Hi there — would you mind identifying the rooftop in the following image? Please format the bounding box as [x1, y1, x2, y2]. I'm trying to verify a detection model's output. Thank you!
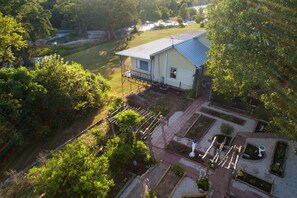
[116, 30, 207, 60]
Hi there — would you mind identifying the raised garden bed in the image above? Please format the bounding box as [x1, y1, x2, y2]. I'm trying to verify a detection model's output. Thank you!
[237, 170, 272, 194]
[212, 134, 232, 148]
[270, 141, 288, 177]
[176, 113, 200, 137]
[154, 165, 184, 198]
[160, 84, 169, 94]
[254, 120, 268, 133]
[242, 144, 265, 160]
[200, 107, 246, 125]
[185, 115, 216, 140]
[167, 141, 208, 164]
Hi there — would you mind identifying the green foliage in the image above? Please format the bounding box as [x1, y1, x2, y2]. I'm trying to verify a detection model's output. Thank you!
[0, 12, 27, 65]
[149, 101, 169, 116]
[28, 140, 114, 197]
[115, 110, 144, 133]
[171, 164, 184, 177]
[207, 0, 297, 139]
[177, 16, 184, 27]
[178, 2, 189, 20]
[220, 123, 234, 135]
[145, 190, 158, 198]
[197, 177, 209, 191]
[0, 55, 109, 150]
[108, 96, 123, 113]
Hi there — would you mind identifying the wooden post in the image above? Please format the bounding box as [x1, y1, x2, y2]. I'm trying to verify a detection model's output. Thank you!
[160, 115, 167, 148]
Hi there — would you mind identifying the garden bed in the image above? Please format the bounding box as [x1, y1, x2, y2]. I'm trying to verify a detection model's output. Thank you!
[154, 165, 184, 198]
[237, 171, 272, 194]
[242, 144, 265, 160]
[200, 107, 246, 125]
[185, 115, 216, 140]
[254, 120, 268, 133]
[166, 141, 208, 164]
[270, 141, 288, 177]
[212, 134, 232, 148]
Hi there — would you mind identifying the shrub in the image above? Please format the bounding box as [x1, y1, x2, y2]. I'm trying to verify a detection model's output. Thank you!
[149, 101, 169, 116]
[145, 190, 158, 198]
[172, 164, 184, 177]
[197, 177, 209, 191]
[220, 123, 234, 135]
[108, 96, 123, 113]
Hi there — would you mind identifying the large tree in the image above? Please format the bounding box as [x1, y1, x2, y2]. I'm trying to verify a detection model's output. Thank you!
[0, 12, 27, 66]
[207, 0, 297, 138]
[0, 55, 109, 153]
[28, 140, 113, 197]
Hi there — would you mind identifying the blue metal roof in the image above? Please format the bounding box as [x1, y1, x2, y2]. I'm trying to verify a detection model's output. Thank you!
[174, 39, 209, 68]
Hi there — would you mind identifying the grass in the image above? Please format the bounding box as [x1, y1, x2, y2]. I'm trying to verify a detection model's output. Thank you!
[64, 24, 201, 96]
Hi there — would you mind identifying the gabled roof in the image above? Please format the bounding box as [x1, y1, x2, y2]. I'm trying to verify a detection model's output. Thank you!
[116, 30, 207, 60]
[174, 39, 209, 68]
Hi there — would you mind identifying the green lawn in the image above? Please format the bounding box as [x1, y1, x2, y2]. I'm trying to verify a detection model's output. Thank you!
[65, 24, 202, 95]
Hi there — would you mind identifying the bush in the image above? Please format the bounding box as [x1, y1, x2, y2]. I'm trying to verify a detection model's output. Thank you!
[197, 177, 209, 191]
[149, 101, 169, 116]
[172, 164, 184, 177]
[220, 123, 234, 135]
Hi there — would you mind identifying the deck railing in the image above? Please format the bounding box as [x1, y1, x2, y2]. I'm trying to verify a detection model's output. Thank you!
[122, 69, 152, 82]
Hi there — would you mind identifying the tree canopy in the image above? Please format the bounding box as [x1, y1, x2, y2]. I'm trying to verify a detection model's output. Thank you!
[0, 55, 109, 153]
[0, 12, 27, 66]
[207, 0, 297, 138]
[28, 140, 113, 197]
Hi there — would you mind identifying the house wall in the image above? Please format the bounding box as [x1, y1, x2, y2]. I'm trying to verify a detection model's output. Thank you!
[197, 33, 210, 48]
[130, 57, 151, 75]
[154, 48, 196, 90]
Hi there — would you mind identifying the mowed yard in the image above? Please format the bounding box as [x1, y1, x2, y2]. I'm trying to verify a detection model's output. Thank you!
[65, 24, 202, 95]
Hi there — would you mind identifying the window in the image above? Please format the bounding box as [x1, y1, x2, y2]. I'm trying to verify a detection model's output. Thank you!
[137, 60, 150, 71]
[170, 67, 177, 78]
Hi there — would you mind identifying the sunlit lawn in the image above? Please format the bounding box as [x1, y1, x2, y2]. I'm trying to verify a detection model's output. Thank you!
[65, 24, 202, 96]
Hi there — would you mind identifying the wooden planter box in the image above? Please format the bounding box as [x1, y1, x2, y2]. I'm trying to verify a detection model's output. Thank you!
[236, 171, 273, 195]
[154, 165, 185, 198]
[270, 141, 288, 177]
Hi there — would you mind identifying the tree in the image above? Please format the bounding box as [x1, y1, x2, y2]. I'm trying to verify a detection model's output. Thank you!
[139, 0, 162, 22]
[28, 140, 113, 197]
[35, 55, 110, 128]
[207, 0, 297, 138]
[115, 110, 144, 145]
[178, 2, 189, 20]
[0, 55, 110, 150]
[0, 12, 27, 66]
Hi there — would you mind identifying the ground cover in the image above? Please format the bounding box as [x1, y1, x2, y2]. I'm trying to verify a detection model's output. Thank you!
[270, 141, 288, 177]
[185, 115, 215, 140]
[154, 166, 183, 198]
[200, 107, 246, 125]
[237, 170, 272, 194]
[242, 144, 264, 160]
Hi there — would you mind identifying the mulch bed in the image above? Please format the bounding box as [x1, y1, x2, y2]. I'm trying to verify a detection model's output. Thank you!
[166, 141, 209, 164]
[185, 115, 215, 140]
[242, 144, 264, 160]
[270, 141, 288, 177]
[200, 107, 246, 125]
[154, 167, 181, 198]
[176, 113, 200, 137]
[237, 171, 272, 194]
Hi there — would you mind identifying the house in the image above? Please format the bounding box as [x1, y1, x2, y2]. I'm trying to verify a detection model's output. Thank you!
[116, 30, 210, 91]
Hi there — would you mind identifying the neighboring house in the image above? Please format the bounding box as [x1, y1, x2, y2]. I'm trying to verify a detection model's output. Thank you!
[116, 30, 210, 91]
